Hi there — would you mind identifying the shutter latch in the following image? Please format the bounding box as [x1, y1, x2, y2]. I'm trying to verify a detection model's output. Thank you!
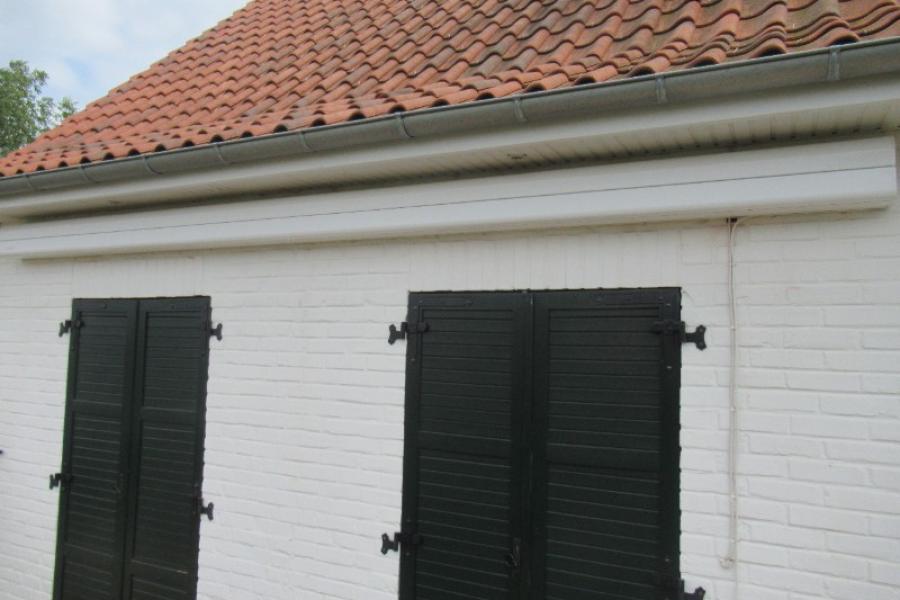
[380, 531, 422, 554]
[388, 321, 429, 345]
[58, 320, 83, 337]
[651, 320, 706, 350]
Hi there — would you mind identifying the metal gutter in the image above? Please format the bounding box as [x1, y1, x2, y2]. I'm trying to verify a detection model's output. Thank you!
[1, 36, 899, 199]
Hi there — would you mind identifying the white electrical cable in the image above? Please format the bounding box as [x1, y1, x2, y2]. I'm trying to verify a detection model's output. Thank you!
[720, 217, 742, 577]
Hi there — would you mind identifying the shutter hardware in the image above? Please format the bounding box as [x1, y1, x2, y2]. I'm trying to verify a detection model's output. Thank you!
[658, 571, 706, 600]
[388, 321, 429, 345]
[194, 485, 215, 521]
[49, 472, 71, 489]
[58, 320, 83, 337]
[380, 531, 422, 554]
[209, 323, 224, 341]
[651, 320, 707, 350]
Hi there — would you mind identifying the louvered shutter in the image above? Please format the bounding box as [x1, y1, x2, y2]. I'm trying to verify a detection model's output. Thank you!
[400, 293, 529, 600]
[530, 289, 681, 600]
[55, 300, 138, 600]
[121, 298, 211, 600]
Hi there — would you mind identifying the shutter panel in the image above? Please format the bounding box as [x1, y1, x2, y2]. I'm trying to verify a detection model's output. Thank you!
[121, 298, 211, 600]
[400, 293, 528, 600]
[55, 300, 138, 600]
[531, 289, 681, 600]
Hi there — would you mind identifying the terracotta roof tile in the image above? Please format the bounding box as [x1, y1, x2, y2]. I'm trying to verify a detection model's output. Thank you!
[2, 0, 899, 176]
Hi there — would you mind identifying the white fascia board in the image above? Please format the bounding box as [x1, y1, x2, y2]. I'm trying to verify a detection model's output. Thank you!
[0, 136, 895, 259]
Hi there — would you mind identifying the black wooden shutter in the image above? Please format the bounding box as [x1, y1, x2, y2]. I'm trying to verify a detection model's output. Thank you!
[399, 292, 530, 600]
[398, 289, 682, 599]
[54, 300, 138, 600]
[54, 297, 211, 600]
[530, 289, 681, 600]
[121, 298, 211, 600]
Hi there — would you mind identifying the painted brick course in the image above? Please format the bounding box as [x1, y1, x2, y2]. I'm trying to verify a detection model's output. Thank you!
[0, 178, 898, 599]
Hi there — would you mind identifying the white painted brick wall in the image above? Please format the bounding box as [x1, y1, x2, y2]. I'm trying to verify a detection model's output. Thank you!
[1, 159, 898, 600]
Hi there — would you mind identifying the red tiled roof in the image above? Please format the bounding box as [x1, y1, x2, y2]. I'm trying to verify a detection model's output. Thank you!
[3, 0, 899, 177]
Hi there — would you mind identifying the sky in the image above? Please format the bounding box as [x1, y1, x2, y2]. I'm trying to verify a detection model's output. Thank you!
[0, 0, 248, 109]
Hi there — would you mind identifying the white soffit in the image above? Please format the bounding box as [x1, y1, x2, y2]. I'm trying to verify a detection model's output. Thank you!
[0, 136, 895, 259]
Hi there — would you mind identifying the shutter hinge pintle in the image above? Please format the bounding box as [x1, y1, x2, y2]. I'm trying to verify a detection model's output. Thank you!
[58, 319, 83, 337]
[380, 531, 422, 554]
[651, 320, 706, 350]
[388, 321, 429, 345]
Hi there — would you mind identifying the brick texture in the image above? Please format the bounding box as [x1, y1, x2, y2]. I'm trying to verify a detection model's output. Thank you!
[0, 164, 898, 599]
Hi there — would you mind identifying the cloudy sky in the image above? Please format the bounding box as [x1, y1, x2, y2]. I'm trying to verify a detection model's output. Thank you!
[0, 0, 248, 109]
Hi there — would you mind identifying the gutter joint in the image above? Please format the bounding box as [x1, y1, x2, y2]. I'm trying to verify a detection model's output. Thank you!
[296, 131, 312, 152]
[142, 156, 162, 176]
[655, 76, 669, 104]
[395, 114, 414, 139]
[513, 97, 528, 123]
[213, 143, 231, 166]
[78, 165, 97, 184]
[827, 47, 841, 82]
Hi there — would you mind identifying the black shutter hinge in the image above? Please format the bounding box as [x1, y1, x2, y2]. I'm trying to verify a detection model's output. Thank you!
[58, 320, 83, 337]
[683, 587, 706, 600]
[380, 531, 422, 554]
[49, 472, 71, 489]
[675, 579, 705, 600]
[651, 320, 706, 350]
[210, 323, 223, 341]
[193, 485, 215, 521]
[388, 321, 429, 345]
[659, 573, 706, 600]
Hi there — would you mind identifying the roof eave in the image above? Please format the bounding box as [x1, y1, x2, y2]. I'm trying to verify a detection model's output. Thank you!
[1, 37, 899, 215]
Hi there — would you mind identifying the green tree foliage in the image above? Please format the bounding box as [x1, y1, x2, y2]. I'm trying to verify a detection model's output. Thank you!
[0, 60, 77, 155]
